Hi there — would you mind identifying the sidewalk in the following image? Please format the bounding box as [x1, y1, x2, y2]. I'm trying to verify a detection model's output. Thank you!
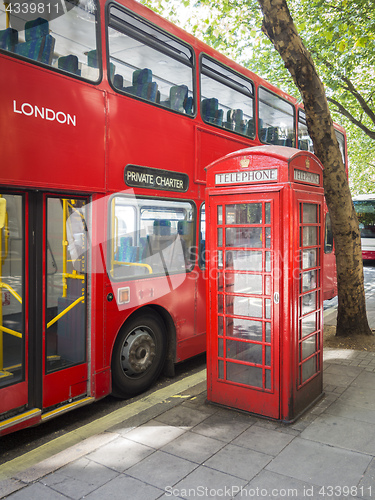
[1, 280, 375, 499]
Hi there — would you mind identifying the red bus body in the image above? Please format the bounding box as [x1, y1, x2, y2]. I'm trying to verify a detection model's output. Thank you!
[0, 0, 345, 435]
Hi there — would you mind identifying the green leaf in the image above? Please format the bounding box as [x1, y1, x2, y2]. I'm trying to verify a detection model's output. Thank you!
[338, 40, 347, 52]
[354, 37, 368, 48]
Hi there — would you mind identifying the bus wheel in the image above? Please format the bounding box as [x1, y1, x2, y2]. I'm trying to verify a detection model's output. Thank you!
[111, 309, 167, 397]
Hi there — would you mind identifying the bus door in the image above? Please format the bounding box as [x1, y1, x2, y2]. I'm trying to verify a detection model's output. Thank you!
[0, 192, 90, 433]
[41, 195, 89, 412]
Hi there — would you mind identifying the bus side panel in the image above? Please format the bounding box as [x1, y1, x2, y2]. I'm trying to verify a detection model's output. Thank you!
[323, 252, 337, 300]
[90, 194, 111, 398]
[106, 93, 197, 195]
[0, 57, 106, 192]
[104, 272, 199, 365]
[197, 128, 250, 182]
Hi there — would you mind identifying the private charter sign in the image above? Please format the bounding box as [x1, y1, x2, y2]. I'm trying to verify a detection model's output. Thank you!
[125, 165, 189, 193]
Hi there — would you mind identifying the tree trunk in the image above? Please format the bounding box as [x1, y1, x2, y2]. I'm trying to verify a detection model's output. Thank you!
[257, 0, 372, 336]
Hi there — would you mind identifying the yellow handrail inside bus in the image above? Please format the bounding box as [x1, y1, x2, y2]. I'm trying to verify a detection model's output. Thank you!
[0, 324, 22, 339]
[111, 199, 116, 275]
[0, 195, 5, 371]
[3, 3, 10, 28]
[47, 295, 85, 329]
[62, 199, 68, 297]
[61, 199, 86, 295]
[64, 270, 85, 281]
[113, 260, 153, 274]
[0, 198, 6, 229]
[2, 213, 9, 264]
[0, 282, 22, 304]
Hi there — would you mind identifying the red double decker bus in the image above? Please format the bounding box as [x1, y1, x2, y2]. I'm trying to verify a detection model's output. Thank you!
[0, 0, 346, 435]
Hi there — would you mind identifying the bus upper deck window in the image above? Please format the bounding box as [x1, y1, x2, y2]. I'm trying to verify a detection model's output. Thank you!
[324, 213, 334, 254]
[107, 5, 194, 115]
[335, 129, 346, 166]
[200, 56, 255, 138]
[258, 87, 295, 147]
[1, 0, 100, 81]
[298, 110, 314, 153]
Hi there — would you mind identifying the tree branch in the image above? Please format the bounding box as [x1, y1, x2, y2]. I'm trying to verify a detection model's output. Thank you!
[328, 97, 375, 139]
[324, 61, 375, 126]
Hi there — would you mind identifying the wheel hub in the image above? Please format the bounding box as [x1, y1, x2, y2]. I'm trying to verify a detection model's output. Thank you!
[121, 328, 156, 376]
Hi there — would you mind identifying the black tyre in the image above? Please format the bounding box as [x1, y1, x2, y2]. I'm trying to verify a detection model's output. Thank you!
[111, 309, 167, 397]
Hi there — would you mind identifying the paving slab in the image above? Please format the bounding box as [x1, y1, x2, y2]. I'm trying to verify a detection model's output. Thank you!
[154, 405, 212, 428]
[203, 443, 273, 481]
[323, 363, 363, 387]
[119, 420, 186, 448]
[161, 431, 225, 463]
[41, 457, 119, 499]
[168, 465, 247, 500]
[266, 437, 372, 488]
[85, 435, 155, 472]
[243, 470, 359, 500]
[84, 474, 163, 500]
[326, 400, 375, 424]
[190, 410, 254, 442]
[337, 386, 375, 411]
[301, 413, 375, 455]
[125, 450, 198, 489]
[350, 370, 375, 390]
[231, 424, 295, 456]
[3, 481, 67, 500]
[357, 457, 375, 500]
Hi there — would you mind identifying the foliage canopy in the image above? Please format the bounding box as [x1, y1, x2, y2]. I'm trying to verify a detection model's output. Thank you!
[140, 0, 375, 194]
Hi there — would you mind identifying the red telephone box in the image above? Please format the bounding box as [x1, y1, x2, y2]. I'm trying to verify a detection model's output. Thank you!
[205, 145, 325, 422]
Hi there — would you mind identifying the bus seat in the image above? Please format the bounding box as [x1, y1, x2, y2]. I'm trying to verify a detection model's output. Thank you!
[266, 126, 279, 144]
[0, 27, 18, 52]
[113, 74, 124, 90]
[224, 109, 235, 130]
[178, 220, 189, 235]
[170, 85, 188, 112]
[58, 55, 80, 76]
[138, 81, 158, 102]
[87, 50, 112, 77]
[15, 18, 55, 65]
[138, 237, 149, 260]
[246, 118, 255, 137]
[118, 236, 137, 262]
[299, 139, 309, 150]
[234, 109, 246, 134]
[125, 68, 158, 102]
[153, 219, 171, 236]
[225, 109, 245, 133]
[201, 98, 218, 123]
[109, 62, 115, 80]
[215, 109, 224, 126]
[87, 49, 98, 67]
[199, 239, 206, 267]
[184, 96, 193, 115]
[133, 68, 152, 84]
[260, 127, 267, 142]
